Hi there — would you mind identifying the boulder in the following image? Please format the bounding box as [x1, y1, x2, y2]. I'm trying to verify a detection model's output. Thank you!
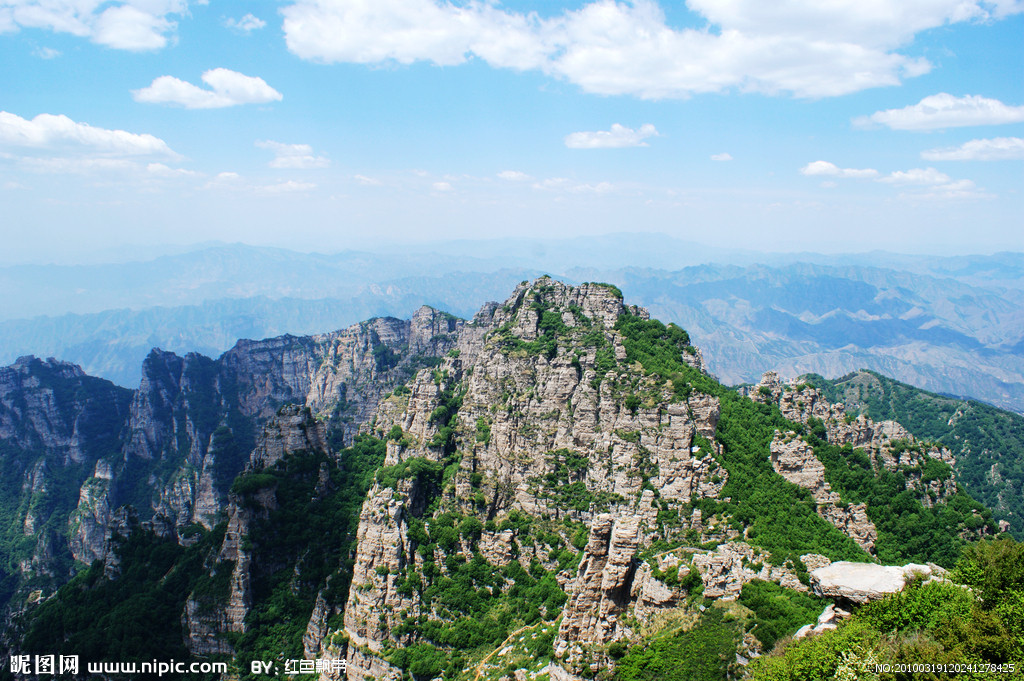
[810, 561, 932, 604]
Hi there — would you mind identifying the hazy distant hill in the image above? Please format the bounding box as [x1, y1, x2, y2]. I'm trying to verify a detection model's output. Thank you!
[1, 240, 1021, 413]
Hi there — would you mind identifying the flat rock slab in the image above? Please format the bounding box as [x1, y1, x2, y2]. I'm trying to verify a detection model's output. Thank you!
[810, 562, 931, 604]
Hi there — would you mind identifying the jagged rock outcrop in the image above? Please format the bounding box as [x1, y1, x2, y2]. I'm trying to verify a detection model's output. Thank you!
[691, 542, 805, 599]
[751, 371, 959, 514]
[555, 515, 642, 667]
[68, 308, 458, 567]
[339, 279, 730, 680]
[183, 406, 330, 657]
[0, 357, 132, 601]
[0, 356, 131, 465]
[769, 432, 877, 553]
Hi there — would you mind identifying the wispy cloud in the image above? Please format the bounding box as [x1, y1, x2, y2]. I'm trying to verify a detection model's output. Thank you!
[33, 46, 61, 59]
[921, 137, 1024, 161]
[497, 170, 533, 181]
[855, 94, 1024, 131]
[565, 124, 658, 149]
[225, 13, 266, 32]
[133, 68, 283, 109]
[710, 153, 733, 161]
[256, 140, 329, 169]
[0, 1, 191, 51]
[799, 160, 878, 179]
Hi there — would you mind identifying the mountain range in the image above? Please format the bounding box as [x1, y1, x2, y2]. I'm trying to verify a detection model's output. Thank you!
[0, 277, 1020, 681]
[2, 239, 1022, 413]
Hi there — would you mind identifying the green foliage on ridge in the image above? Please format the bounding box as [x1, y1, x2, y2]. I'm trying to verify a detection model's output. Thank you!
[749, 537, 1024, 681]
[804, 370, 1024, 539]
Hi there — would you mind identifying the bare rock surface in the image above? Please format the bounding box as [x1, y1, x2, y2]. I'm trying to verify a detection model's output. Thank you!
[810, 561, 933, 604]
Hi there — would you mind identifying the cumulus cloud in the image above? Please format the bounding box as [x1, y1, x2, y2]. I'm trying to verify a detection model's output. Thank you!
[256, 140, 329, 169]
[133, 68, 283, 109]
[0, 111, 178, 157]
[799, 160, 878, 179]
[565, 123, 658, 149]
[921, 137, 1024, 161]
[279, 0, 1021, 99]
[856, 93, 1024, 130]
[0, 0, 190, 51]
[710, 153, 733, 161]
[225, 13, 265, 32]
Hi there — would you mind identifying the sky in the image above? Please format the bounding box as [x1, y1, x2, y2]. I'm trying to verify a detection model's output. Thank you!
[0, 0, 1022, 264]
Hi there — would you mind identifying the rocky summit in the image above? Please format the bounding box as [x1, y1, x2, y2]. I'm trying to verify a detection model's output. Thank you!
[0, 277, 1009, 681]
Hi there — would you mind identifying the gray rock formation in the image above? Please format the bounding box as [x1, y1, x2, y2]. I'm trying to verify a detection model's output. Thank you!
[769, 432, 878, 553]
[810, 561, 934, 604]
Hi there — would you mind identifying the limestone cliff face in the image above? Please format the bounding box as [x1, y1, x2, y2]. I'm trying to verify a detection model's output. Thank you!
[0, 357, 131, 604]
[68, 308, 457, 565]
[182, 405, 324, 657]
[337, 279, 730, 679]
[751, 371, 959, 509]
[769, 432, 878, 553]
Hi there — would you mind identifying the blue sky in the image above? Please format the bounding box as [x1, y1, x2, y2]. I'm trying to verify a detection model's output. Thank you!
[1, 0, 1022, 263]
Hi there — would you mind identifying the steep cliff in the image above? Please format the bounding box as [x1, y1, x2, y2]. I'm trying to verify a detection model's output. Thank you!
[69, 307, 458, 566]
[0, 357, 132, 610]
[2, 279, 1003, 681]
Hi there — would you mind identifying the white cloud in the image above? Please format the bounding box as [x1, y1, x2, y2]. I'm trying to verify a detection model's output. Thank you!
[531, 176, 615, 193]
[259, 180, 317, 194]
[225, 13, 265, 32]
[133, 68, 283, 109]
[93, 4, 174, 50]
[19, 157, 139, 174]
[799, 160, 878, 179]
[803, 158, 991, 199]
[146, 162, 199, 177]
[710, 153, 733, 161]
[0, 1, 190, 51]
[280, 0, 1022, 99]
[921, 137, 1024, 161]
[902, 178, 993, 200]
[565, 123, 658, 149]
[432, 181, 453, 191]
[353, 174, 382, 185]
[497, 170, 533, 181]
[856, 94, 1024, 130]
[281, 0, 549, 69]
[256, 140, 329, 169]
[880, 167, 952, 185]
[0, 111, 178, 157]
[33, 46, 61, 59]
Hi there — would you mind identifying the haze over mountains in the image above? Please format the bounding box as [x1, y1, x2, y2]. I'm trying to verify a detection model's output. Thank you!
[2, 235, 1023, 413]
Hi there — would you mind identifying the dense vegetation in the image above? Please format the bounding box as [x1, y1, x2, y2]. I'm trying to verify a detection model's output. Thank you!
[749, 537, 1024, 680]
[5, 433, 388, 681]
[10, 524, 225, 679]
[233, 435, 386, 679]
[613, 607, 742, 681]
[4, 282, 1018, 681]
[0, 360, 132, 613]
[804, 370, 1023, 539]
